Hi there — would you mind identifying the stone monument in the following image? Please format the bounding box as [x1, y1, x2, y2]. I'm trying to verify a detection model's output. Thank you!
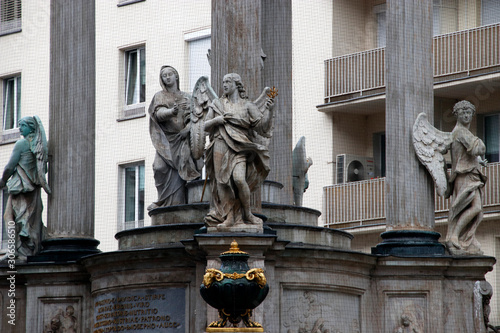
[190, 74, 277, 233]
[0, 116, 50, 260]
[372, 0, 445, 255]
[413, 100, 488, 255]
[148, 65, 203, 210]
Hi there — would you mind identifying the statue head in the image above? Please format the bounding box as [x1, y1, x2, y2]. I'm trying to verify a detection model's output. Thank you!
[18, 116, 37, 137]
[160, 66, 180, 90]
[223, 73, 247, 99]
[452, 100, 476, 117]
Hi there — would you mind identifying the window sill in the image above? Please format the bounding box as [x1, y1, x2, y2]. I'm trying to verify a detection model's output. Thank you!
[117, 0, 145, 7]
[117, 105, 146, 122]
[0, 28, 22, 37]
[0, 129, 20, 145]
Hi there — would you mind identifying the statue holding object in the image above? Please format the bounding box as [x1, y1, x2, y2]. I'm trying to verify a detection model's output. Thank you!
[190, 74, 276, 231]
[413, 100, 487, 255]
[148, 66, 203, 210]
[0, 116, 50, 260]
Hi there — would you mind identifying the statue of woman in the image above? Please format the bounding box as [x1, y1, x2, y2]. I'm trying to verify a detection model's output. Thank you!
[148, 66, 202, 209]
[193, 73, 275, 229]
[413, 100, 487, 255]
[0, 116, 50, 259]
[446, 100, 487, 255]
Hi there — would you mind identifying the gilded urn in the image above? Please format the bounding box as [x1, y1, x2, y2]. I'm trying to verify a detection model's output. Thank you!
[200, 240, 269, 329]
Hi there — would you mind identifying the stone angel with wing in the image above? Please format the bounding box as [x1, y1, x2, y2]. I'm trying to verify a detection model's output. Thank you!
[190, 73, 276, 231]
[413, 100, 487, 255]
[0, 116, 51, 259]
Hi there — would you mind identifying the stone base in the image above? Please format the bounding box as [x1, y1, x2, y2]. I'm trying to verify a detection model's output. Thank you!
[371, 230, 446, 256]
[207, 224, 263, 234]
[206, 328, 264, 332]
[30, 237, 101, 262]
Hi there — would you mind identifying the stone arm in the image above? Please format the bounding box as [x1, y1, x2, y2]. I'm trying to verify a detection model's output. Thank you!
[155, 105, 178, 122]
[203, 106, 225, 132]
[250, 99, 274, 136]
[0, 139, 28, 188]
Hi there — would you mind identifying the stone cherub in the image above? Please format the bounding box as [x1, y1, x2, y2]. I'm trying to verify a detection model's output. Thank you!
[190, 74, 276, 231]
[413, 100, 487, 255]
[0, 116, 50, 260]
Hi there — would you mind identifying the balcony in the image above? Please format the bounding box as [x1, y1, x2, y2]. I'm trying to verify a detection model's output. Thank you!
[323, 162, 500, 229]
[323, 23, 500, 105]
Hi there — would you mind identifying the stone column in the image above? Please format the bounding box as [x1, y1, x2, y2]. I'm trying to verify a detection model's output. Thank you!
[373, 0, 445, 255]
[262, 0, 293, 205]
[39, 0, 100, 260]
[211, 0, 262, 99]
[211, 0, 264, 213]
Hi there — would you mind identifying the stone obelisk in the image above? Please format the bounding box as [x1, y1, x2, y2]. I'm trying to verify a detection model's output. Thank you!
[373, 0, 445, 255]
[37, 0, 100, 261]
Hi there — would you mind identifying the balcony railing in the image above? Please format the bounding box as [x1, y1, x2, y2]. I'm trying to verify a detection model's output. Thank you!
[323, 162, 500, 227]
[324, 23, 500, 102]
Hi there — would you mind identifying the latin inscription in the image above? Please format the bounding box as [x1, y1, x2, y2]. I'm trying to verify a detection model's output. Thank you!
[93, 288, 185, 332]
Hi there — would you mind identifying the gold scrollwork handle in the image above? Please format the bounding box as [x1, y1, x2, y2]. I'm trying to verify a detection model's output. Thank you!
[203, 268, 224, 288]
[245, 268, 267, 289]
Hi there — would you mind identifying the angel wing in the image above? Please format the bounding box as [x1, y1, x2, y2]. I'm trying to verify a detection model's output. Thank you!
[190, 76, 218, 160]
[31, 116, 51, 194]
[250, 87, 274, 147]
[412, 112, 452, 197]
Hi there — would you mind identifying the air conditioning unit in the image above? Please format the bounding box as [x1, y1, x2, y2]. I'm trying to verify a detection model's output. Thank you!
[336, 154, 375, 184]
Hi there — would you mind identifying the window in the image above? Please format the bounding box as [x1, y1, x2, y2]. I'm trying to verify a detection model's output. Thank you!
[484, 114, 499, 163]
[121, 163, 145, 230]
[2, 75, 21, 130]
[125, 47, 145, 106]
[185, 30, 211, 91]
[373, 132, 386, 177]
[374, 0, 457, 47]
[117, 0, 145, 7]
[482, 0, 500, 26]
[374, 4, 386, 48]
[0, 0, 21, 35]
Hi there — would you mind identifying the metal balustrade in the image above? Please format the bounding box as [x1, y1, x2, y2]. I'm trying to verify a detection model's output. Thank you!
[324, 23, 500, 102]
[323, 162, 500, 227]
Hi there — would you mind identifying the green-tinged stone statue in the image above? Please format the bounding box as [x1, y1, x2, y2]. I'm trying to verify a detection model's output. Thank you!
[0, 116, 50, 260]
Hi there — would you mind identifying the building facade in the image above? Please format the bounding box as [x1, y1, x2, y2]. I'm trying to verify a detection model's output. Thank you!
[321, 0, 500, 325]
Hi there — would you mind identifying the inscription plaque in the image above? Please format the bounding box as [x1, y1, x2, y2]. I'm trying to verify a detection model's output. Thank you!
[93, 288, 185, 333]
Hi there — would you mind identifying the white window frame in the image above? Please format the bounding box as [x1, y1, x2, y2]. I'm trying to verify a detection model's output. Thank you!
[119, 162, 145, 231]
[184, 28, 211, 92]
[125, 46, 145, 106]
[0, 0, 22, 36]
[2, 74, 21, 131]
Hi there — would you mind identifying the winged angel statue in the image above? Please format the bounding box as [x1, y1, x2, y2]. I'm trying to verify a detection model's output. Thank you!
[0, 116, 50, 259]
[413, 101, 487, 255]
[190, 73, 276, 231]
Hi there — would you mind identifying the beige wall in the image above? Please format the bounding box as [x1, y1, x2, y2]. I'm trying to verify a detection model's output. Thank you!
[94, 1, 211, 251]
[291, 0, 333, 223]
[0, 0, 51, 237]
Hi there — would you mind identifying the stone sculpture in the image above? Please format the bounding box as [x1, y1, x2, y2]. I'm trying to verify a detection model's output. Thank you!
[292, 136, 313, 206]
[393, 305, 424, 333]
[148, 66, 203, 210]
[413, 100, 487, 255]
[0, 116, 50, 260]
[473, 280, 496, 333]
[43, 305, 77, 333]
[190, 74, 276, 231]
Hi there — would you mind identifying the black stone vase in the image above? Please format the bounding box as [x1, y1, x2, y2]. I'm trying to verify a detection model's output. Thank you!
[200, 241, 269, 329]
